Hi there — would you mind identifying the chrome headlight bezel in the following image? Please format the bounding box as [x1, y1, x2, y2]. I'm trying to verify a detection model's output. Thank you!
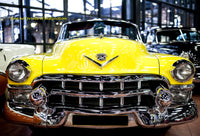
[171, 60, 195, 82]
[6, 60, 30, 83]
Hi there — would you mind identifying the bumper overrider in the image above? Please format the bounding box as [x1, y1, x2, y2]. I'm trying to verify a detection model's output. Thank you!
[4, 75, 198, 129]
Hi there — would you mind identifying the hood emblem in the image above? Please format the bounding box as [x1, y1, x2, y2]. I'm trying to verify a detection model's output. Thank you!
[96, 53, 107, 61]
[84, 55, 119, 68]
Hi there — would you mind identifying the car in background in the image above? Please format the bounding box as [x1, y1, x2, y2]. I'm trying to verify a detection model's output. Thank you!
[0, 44, 35, 73]
[146, 27, 200, 83]
[4, 19, 197, 129]
[0, 44, 35, 112]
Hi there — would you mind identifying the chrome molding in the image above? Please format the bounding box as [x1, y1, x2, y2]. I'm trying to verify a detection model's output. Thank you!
[0, 71, 6, 77]
[50, 89, 153, 98]
[32, 74, 170, 87]
[83, 55, 119, 68]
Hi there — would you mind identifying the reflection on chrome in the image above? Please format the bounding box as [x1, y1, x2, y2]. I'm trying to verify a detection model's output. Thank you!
[6, 74, 197, 128]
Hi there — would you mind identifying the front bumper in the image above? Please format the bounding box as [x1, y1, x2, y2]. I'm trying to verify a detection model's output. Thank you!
[4, 74, 198, 129]
[4, 99, 197, 129]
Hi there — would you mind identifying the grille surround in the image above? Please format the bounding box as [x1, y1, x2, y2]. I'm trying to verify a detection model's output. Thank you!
[32, 74, 170, 111]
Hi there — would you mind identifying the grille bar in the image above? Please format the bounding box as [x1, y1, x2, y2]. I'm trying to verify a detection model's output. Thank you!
[47, 94, 155, 109]
[120, 82, 124, 90]
[120, 97, 124, 106]
[79, 97, 83, 105]
[99, 97, 103, 107]
[50, 89, 153, 98]
[99, 82, 103, 91]
[79, 82, 82, 91]
[33, 75, 169, 85]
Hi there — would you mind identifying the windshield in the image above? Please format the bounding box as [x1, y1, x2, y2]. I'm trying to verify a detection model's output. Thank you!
[157, 29, 200, 43]
[58, 21, 141, 41]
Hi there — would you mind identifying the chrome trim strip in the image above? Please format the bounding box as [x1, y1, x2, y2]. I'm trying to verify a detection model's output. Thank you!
[6, 102, 34, 118]
[31, 74, 170, 88]
[120, 82, 124, 90]
[50, 89, 153, 98]
[101, 55, 119, 68]
[120, 97, 124, 106]
[170, 84, 194, 90]
[99, 97, 103, 107]
[137, 95, 141, 106]
[79, 97, 83, 105]
[62, 81, 65, 89]
[8, 84, 32, 90]
[0, 71, 6, 77]
[83, 55, 119, 68]
[83, 55, 102, 67]
[99, 82, 103, 91]
[62, 95, 65, 105]
[79, 82, 82, 91]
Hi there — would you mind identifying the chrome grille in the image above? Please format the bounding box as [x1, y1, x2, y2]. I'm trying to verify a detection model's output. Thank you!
[33, 74, 169, 110]
[194, 65, 200, 78]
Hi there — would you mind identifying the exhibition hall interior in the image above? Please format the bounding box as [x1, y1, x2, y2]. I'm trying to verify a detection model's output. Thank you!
[0, 0, 200, 136]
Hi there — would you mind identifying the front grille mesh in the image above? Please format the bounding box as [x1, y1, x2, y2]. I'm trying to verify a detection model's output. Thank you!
[33, 74, 169, 110]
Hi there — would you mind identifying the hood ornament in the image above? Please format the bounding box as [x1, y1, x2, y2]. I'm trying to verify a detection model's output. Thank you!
[84, 55, 119, 68]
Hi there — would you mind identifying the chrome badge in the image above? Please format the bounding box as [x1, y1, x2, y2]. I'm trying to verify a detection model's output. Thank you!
[96, 53, 107, 61]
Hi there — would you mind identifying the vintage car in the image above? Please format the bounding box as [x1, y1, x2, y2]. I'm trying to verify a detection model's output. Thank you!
[0, 44, 35, 112]
[146, 27, 200, 83]
[4, 19, 197, 129]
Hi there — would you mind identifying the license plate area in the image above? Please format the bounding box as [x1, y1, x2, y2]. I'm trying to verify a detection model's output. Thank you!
[72, 115, 128, 126]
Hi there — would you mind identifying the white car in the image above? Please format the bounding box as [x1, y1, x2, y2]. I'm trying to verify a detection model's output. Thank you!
[0, 44, 35, 73]
[0, 44, 35, 100]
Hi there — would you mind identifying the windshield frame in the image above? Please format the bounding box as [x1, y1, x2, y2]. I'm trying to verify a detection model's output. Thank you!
[57, 19, 142, 42]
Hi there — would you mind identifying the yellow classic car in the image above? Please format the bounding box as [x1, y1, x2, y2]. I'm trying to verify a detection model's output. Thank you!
[4, 19, 197, 129]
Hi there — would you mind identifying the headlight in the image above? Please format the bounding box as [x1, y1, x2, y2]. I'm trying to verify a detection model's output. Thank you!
[6, 60, 30, 83]
[171, 60, 195, 82]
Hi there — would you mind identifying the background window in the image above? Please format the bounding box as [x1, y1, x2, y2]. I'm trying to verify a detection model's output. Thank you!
[145, 2, 159, 29]
[44, 0, 63, 11]
[111, 0, 122, 18]
[45, 11, 64, 43]
[101, 0, 111, 17]
[68, 0, 84, 14]
[23, 8, 43, 43]
[0, 6, 19, 43]
[0, 0, 18, 5]
[23, 0, 42, 8]
[86, 0, 98, 15]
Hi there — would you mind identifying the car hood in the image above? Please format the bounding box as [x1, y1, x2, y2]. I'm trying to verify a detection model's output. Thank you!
[152, 41, 199, 55]
[43, 37, 159, 75]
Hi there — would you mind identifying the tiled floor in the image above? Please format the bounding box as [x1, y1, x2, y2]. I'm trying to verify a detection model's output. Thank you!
[0, 95, 200, 136]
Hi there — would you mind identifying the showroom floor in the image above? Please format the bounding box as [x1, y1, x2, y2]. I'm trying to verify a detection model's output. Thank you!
[0, 94, 200, 136]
